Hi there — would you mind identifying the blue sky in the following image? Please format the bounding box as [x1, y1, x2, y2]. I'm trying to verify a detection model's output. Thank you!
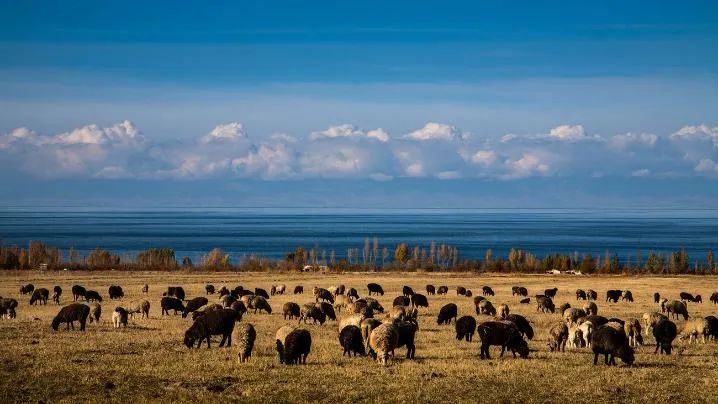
[0, 2, 717, 207]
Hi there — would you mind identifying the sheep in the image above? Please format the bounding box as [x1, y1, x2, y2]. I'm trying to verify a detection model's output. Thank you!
[339, 325, 366, 356]
[466, 290, 473, 297]
[482, 286, 495, 296]
[363, 297, 384, 313]
[72, 285, 87, 301]
[30, 288, 49, 305]
[335, 285, 346, 295]
[455, 315, 477, 341]
[142, 284, 149, 294]
[705, 316, 718, 341]
[251, 296, 272, 314]
[498, 303, 510, 319]
[51, 303, 90, 331]
[652, 319, 677, 354]
[519, 298, 530, 304]
[108, 285, 124, 300]
[478, 300, 497, 317]
[164, 286, 186, 301]
[220, 294, 237, 308]
[299, 303, 326, 325]
[621, 290, 634, 302]
[394, 319, 418, 359]
[583, 301, 598, 316]
[333, 295, 353, 313]
[578, 321, 594, 348]
[275, 325, 297, 363]
[426, 285, 436, 295]
[591, 325, 635, 366]
[654, 292, 661, 304]
[404, 306, 418, 321]
[564, 308, 587, 325]
[85, 290, 103, 303]
[576, 289, 587, 300]
[581, 315, 609, 328]
[229, 301, 247, 318]
[316, 302, 336, 321]
[536, 296, 555, 313]
[88, 302, 102, 323]
[347, 288, 359, 299]
[586, 289, 598, 300]
[710, 292, 718, 304]
[283, 329, 312, 365]
[624, 318, 643, 347]
[504, 314, 534, 340]
[52, 286, 62, 305]
[182, 297, 209, 318]
[605, 290, 622, 303]
[545, 287, 559, 298]
[112, 307, 128, 328]
[240, 295, 255, 309]
[456, 286, 467, 296]
[183, 308, 238, 348]
[194, 304, 224, 321]
[367, 283, 384, 296]
[283, 302, 301, 320]
[360, 318, 383, 348]
[161, 296, 185, 316]
[390, 305, 408, 320]
[275, 284, 287, 295]
[219, 286, 230, 297]
[126, 299, 150, 319]
[327, 286, 337, 296]
[253, 288, 269, 299]
[393, 296, 410, 307]
[20, 284, 34, 295]
[411, 293, 429, 308]
[679, 317, 711, 344]
[402, 286, 414, 297]
[236, 323, 256, 363]
[512, 286, 528, 297]
[558, 303, 571, 316]
[437, 303, 458, 325]
[567, 324, 584, 349]
[606, 320, 625, 333]
[369, 323, 399, 365]
[205, 285, 215, 295]
[314, 287, 334, 303]
[664, 300, 689, 320]
[0, 298, 18, 319]
[437, 286, 449, 295]
[477, 321, 529, 359]
[679, 292, 695, 303]
[346, 301, 373, 318]
[547, 322, 569, 352]
[294, 285, 304, 294]
[693, 295, 702, 303]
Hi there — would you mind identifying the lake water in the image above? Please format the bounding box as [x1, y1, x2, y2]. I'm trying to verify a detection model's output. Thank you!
[0, 208, 717, 264]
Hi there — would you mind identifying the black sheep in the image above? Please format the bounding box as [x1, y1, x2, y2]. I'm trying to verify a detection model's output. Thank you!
[587, 289, 598, 300]
[455, 315, 477, 341]
[52, 286, 62, 304]
[679, 292, 695, 303]
[652, 319, 677, 354]
[367, 283, 384, 296]
[456, 286, 467, 296]
[183, 308, 238, 348]
[255, 288, 270, 299]
[704, 316, 718, 340]
[347, 288, 359, 299]
[693, 295, 702, 303]
[505, 314, 534, 340]
[512, 286, 528, 297]
[576, 289, 587, 300]
[437, 303, 458, 325]
[219, 286, 230, 297]
[591, 325, 635, 366]
[477, 321, 529, 359]
[411, 293, 429, 308]
[605, 290, 622, 303]
[654, 292, 661, 304]
[164, 286, 186, 301]
[394, 320, 418, 359]
[437, 286, 449, 295]
[339, 325, 365, 356]
[108, 285, 124, 300]
[300, 304, 326, 325]
[283, 329, 312, 365]
[294, 285, 304, 294]
[482, 286, 495, 296]
[161, 296, 185, 315]
[229, 301, 247, 319]
[20, 284, 34, 295]
[51, 303, 90, 331]
[183, 297, 209, 318]
[402, 286, 414, 297]
[393, 296, 410, 307]
[85, 290, 103, 302]
[205, 285, 215, 295]
[710, 292, 718, 304]
[336, 285, 346, 295]
[583, 315, 609, 327]
[426, 285, 436, 295]
[0, 298, 18, 319]
[520, 298, 530, 304]
[283, 302, 301, 320]
[314, 288, 334, 303]
[30, 288, 49, 305]
[545, 287, 559, 298]
[621, 291, 634, 302]
[317, 302, 337, 321]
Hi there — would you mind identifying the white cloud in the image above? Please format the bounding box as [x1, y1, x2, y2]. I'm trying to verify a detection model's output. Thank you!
[549, 124, 586, 141]
[200, 122, 248, 144]
[631, 168, 651, 177]
[671, 124, 718, 146]
[471, 150, 498, 166]
[609, 132, 657, 150]
[310, 124, 390, 142]
[232, 142, 296, 179]
[405, 163, 424, 177]
[504, 153, 550, 179]
[404, 122, 466, 141]
[695, 158, 718, 174]
[436, 170, 461, 179]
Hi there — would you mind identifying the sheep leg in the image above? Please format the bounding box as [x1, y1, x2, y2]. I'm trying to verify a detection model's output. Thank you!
[219, 335, 227, 347]
[604, 354, 609, 365]
[500, 345, 506, 357]
[593, 352, 599, 365]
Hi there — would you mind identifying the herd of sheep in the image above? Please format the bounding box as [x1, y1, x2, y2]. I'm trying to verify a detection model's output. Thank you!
[3, 281, 718, 367]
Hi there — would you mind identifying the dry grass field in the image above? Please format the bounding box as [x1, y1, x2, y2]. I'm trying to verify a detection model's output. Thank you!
[1, 271, 718, 403]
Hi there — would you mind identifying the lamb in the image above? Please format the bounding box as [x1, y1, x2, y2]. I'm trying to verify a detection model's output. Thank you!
[519, 298, 531, 304]
[369, 323, 399, 365]
[251, 296, 272, 314]
[205, 285, 215, 295]
[482, 286, 495, 296]
[314, 287, 334, 303]
[437, 303, 458, 325]
[164, 286, 186, 301]
[161, 296, 185, 316]
[283, 302, 301, 320]
[547, 322, 569, 352]
[545, 287, 559, 298]
[108, 285, 124, 300]
[182, 297, 209, 318]
[499, 303, 510, 319]
[563, 308, 587, 325]
[85, 290, 103, 303]
[591, 325, 635, 366]
[624, 318, 643, 347]
[52, 286, 62, 305]
[112, 307, 128, 328]
[1, 298, 18, 319]
[294, 285, 304, 294]
[536, 296, 555, 313]
[411, 293, 429, 308]
[316, 302, 336, 321]
[605, 290, 622, 303]
[402, 286, 415, 297]
[339, 325, 366, 356]
[456, 286, 467, 296]
[679, 317, 711, 344]
[393, 319, 418, 359]
[576, 289, 587, 300]
[30, 288, 49, 305]
[642, 312, 668, 337]
[236, 323, 256, 363]
[654, 292, 661, 304]
[652, 319, 677, 354]
[455, 315, 477, 341]
[347, 288, 359, 299]
[275, 325, 297, 363]
[478, 300, 497, 316]
[72, 285, 87, 301]
[367, 283, 384, 296]
[283, 329, 312, 365]
[183, 308, 238, 348]
[512, 286, 528, 297]
[504, 314, 534, 340]
[586, 289, 598, 300]
[393, 296, 410, 307]
[126, 299, 150, 319]
[437, 286, 449, 295]
[426, 285, 436, 295]
[88, 302, 102, 323]
[583, 301, 598, 316]
[664, 300, 689, 320]
[51, 303, 91, 331]
[477, 321, 529, 359]
[20, 284, 34, 295]
[621, 290, 634, 303]
[299, 303, 326, 325]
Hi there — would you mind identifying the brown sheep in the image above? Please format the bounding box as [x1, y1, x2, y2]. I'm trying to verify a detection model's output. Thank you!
[547, 322, 569, 352]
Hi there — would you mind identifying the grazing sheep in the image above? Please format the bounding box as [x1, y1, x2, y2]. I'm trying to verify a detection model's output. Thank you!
[694, 295, 702, 303]
[680, 317, 711, 344]
[466, 290, 473, 297]
[536, 296, 555, 313]
[660, 298, 668, 313]
[275, 325, 297, 363]
[477, 321, 529, 359]
[142, 284, 149, 294]
[482, 286, 495, 296]
[161, 297, 185, 316]
[581, 315, 609, 328]
[367, 283, 384, 296]
[545, 288, 559, 298]
[236, 323, 256, 363]
[333, 295, 353, 313]
[426, 285, 436, 295]
[314, 288, 334, 303]
[710, 292, 718, 305]
[437, 286, 449, 295]
[194, 304, 224, 321]
[664, 300, 689, 320]
[347, 288, 359, 299]
[164, 286, 186, 301]
[642, 312, 668, 337]
[294, 285, 304, 295]
[456, 286, 467, 296]
[363, 297, 384, 314]
[564, 308, 587, 325]
[251, 296, 272, 314]
[108, 285, 124, 300]
[346, 301, 373, 318]
[220, 294, 237, 308]
[205, 285, 215, 295]
[283, 302, 301, 320]
[621, 290, 634, 303]
[390, 305, 408, 320]
[360, 318, 383, 348]
[184, 308, 238, 348]
[402, 286, 415, 297]
[30, 288, 49, 305]
[547, 322, 569, 352]
[275, 284, 287, 295]
[519, 298, 530, 304]
[591, 325, 635, 366]
[72, 285, 87, 301]
[316, 302, 336, 321]
[112, 307, 128, 328]
[183, 297, 209, 318]
[20, 284, 34, 295]
[52, 286, 62, 305]
[51, 303, 91, 331]
[283, 329, 312, 365]
[254, 288, 270, 299]
[576, 289, 587, 300]
[586, 289, 598, 301]
[567, 324, 584, 349]
[558, 303, 571, 316]
[455, 315, 477, 341]
[583, 301, 598, 316]
[652, 319, 677, 354]
[219, 286, 230, 297]
[437, 303, 458, 325]
[654, 292, 661, 304]
[579, 321, 594, 348]
[335, 285, 346, 295]
[498, 303, 510, 319]
[605, 290, 622, 303]
[405, 306, 419, 321]
[504, 314, 534, 340]
[394, 319, 418, 359]
[88, 303, 102, 323]
[624, 318, 643, 347]
[411, 293, 429, 308]
[704, 316, 718, 341]
[240, 294, 255, 309]
[85, 290, 103, 303]
[0, 298, 19, 319]
[369, 323, 399, 365]
[393, 296, 410, 307]
[229, 301, 247, 318]
[300, 303, 326, 325]
[339, 325, 366, 356]
[126, 299, 151, 319]
[512, 286, 528, 297]
[478, 300, 497, 316]
[679, 292, 695, 303]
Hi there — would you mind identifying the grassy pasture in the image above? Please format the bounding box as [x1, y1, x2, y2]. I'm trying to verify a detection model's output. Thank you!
[1, 271, 717, 403]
